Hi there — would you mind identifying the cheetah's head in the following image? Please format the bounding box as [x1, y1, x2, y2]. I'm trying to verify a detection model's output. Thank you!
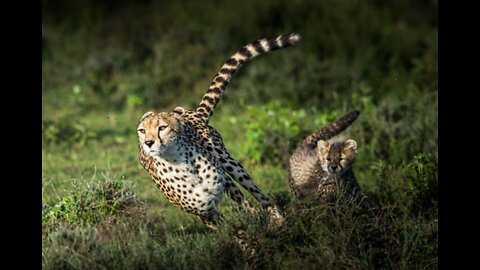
[317, 139, 357, 175]
[137, 111, 184, 157]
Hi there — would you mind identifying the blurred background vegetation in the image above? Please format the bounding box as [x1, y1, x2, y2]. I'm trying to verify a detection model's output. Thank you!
[42, 0, 437, 268]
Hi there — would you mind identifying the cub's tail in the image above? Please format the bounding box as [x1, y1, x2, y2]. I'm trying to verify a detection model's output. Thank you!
[302, 110, 360, 147]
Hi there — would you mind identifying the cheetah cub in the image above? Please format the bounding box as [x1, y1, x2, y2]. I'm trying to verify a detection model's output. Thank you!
[289, 111, 368, 204]
[315, 139, 368, 203]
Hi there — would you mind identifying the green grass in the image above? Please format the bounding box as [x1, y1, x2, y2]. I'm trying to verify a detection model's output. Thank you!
[43, 0, 437, 268]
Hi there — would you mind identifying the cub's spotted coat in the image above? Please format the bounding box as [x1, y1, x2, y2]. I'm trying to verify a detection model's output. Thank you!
[314, 139, 368, 203]
[289, 111, 365, 201]
[138, 33, 300, 227]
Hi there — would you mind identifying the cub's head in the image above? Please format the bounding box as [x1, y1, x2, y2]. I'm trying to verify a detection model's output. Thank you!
[137, 111, 184, 157]
[317, 139, 357, 175]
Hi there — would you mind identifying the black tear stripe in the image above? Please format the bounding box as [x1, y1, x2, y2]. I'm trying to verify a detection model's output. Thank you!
[196, 33, 300, 124]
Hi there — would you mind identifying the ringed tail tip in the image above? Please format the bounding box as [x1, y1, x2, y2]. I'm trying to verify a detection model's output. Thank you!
[288, 33, 301, 44]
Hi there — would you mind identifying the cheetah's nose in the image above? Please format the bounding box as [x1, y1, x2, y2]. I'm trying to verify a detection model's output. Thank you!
[145, 140, 154, 148]
[330, 165, 337, 171]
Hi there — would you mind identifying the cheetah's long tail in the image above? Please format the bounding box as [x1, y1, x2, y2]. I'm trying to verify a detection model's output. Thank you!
[196, 33, 301, 123]
[302, 110, 361, 147]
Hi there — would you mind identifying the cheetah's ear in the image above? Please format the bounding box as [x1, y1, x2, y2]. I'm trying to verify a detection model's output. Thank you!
[317, 140, 329, 152]
[344, 139, 358, 152]
[172, 106, 186, 115]
[140, 111, 154, 122]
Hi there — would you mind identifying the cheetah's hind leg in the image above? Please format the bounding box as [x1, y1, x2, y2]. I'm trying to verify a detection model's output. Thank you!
[198, 210, 225, 230]
[222, 157, 285, 226]
[225, 177, 258, 215]
[209, 127, 285, 225]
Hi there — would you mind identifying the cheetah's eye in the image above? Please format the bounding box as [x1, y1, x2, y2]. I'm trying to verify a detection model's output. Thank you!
[326, 157, 331, 161]
[138, 128, 145, 134]
[158, 125, 168, 131]
[339, 158, 344, 161]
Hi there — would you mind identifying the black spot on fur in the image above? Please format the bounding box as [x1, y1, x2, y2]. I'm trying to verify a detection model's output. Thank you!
[220, 68, 234, 75]
[203, 96, 214, 105]
[211, 87, 222, 95]
[215, 76, 225, 83]
[226, 58, 237, 66]
[280, 34, 291, 46]
[252, 40, 265, 54]
[267, 38, 277, 50]
[239, 47, 252, 58]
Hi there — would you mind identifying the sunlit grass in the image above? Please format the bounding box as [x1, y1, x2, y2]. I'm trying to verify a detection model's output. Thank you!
[42, 0, 437, 268]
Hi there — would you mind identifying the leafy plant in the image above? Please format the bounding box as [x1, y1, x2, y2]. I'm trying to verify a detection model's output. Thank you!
[42, 179, 143, 233]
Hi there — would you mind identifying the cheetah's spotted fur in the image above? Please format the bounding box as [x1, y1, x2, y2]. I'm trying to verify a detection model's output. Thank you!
[138, 33, 300, 227]
[289, 111, 370, 205]
[289, 111, 361, 199]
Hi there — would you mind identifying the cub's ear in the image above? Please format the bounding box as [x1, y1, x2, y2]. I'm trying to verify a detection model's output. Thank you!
[140, 111, 154, 122]
[344, 139, 358, 152]
[317, 140, 329, 152]
[172, 106, 186, 115]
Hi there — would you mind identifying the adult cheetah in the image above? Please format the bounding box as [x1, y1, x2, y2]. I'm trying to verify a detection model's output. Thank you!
[138, 33, 300, 227]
